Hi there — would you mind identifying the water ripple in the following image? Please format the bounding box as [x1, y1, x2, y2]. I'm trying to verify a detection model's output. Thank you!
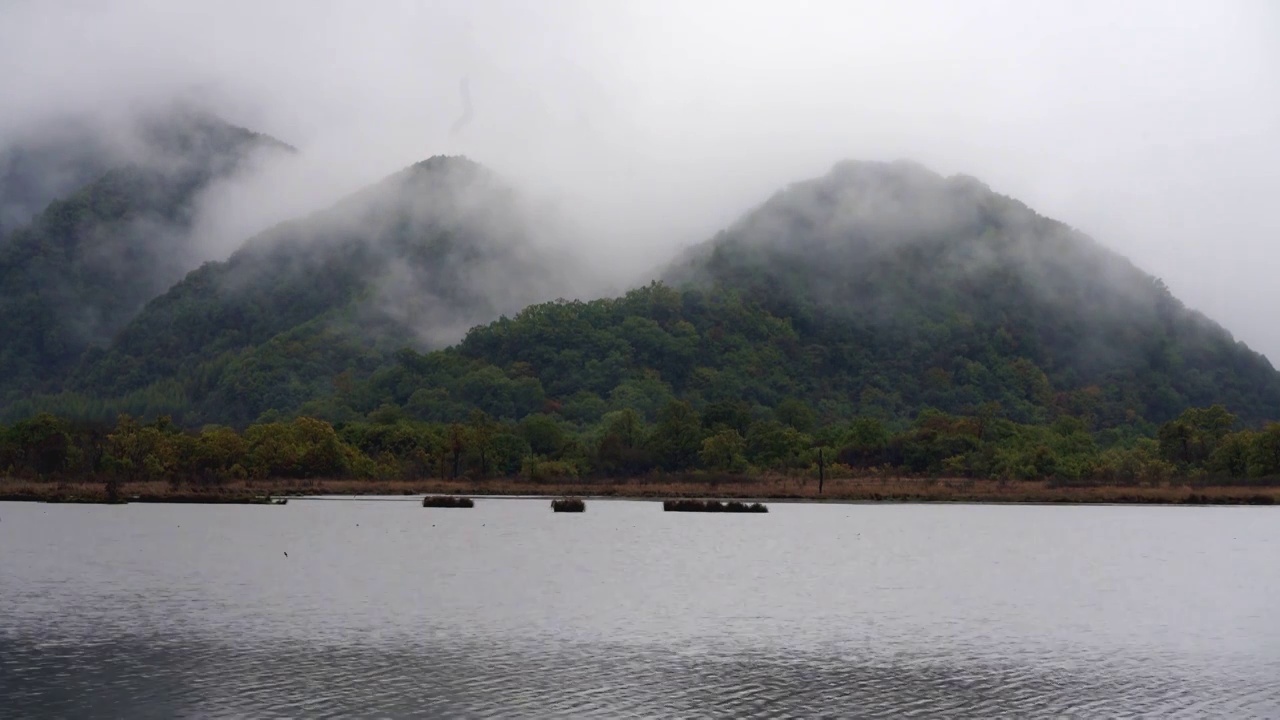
[2, 500, 1278, 718]
[3, 629, 1278, 718]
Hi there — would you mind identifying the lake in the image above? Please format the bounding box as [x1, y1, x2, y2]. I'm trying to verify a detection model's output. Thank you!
[1, 498, 1277, 718]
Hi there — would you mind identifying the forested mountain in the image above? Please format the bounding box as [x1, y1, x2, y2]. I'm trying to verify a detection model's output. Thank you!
[323, 160, 1279, 434]
[6, 158, 1278, 444]
[666, 160, 1280, 425]
[0, 109, 292, 403]
[5, 158, 1280, 485]
[0, 118, 118, 240]
[41, 156, 579, 424]
[0, 107, 290, 239]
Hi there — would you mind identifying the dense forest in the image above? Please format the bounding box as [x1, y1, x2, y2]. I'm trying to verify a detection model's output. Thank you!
[0, 117, 118, 239]
[3, 403, 1278, 487]
[1, 123, 1278, 486]
[0, 108, 292, 404]
[16, 155, 579, 425]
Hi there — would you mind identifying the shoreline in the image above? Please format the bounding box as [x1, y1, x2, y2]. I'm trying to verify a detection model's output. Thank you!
[1, 477, 1277, 506]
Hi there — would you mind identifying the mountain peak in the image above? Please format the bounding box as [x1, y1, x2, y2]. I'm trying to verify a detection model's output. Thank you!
[827, 157, 939, 181]
[667, 160, 1280, 424]
[63, 157, 579, 422]
[0, 104, 293, 239]
[0, 105, 298, 401]
[409, 154, 483, 173]
[816, 159, 1000, 212]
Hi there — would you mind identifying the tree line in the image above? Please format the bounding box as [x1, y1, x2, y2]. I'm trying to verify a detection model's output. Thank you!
[4, 402, 1278, 486]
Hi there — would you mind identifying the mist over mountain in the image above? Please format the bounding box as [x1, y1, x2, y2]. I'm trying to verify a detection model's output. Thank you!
[0, 106, 292, 402]
[4, 15, 1280, 717]
[3, 135, 1278, 434]
[0, 104, 291, 238]
[52, 155, 582, 424]
[0, 119, 117, 240]
[166, 158, 1271, 436]
[666, 160, 1280, 424]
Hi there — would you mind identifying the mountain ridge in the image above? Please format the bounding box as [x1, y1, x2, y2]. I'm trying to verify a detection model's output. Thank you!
[2, 156, 1276, 434]
[0, 109, 294, 403]
[53, 154, 581, 424]
[662, 159, 1279, 424]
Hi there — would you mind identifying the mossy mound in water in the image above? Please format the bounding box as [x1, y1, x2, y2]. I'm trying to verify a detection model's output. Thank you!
[663, 499, 768, 513]
[422, 496, 474, 508]
[551, 497, 585, 512]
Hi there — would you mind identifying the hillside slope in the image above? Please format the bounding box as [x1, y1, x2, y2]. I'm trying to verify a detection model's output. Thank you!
[0, 110, 292, 402]
[662, 160, 1280, 425]
[9, 159, 1277, 433]
[0, 118, 117, 240]
[348, 160, 1280, 432]
[54, 156, 579, 425]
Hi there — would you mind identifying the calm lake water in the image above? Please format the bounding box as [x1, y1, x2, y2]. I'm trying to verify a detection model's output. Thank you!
[1, 498, 1277, 718]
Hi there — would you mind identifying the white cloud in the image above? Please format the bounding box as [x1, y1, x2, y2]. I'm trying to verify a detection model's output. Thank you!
[2, 0, 1277, 357]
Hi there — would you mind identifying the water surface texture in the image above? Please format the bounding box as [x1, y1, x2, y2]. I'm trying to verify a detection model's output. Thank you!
[2, 499, 1277, 718]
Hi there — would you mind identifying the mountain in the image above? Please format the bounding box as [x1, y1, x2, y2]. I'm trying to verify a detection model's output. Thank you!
[0, 118, 119, 240]
[660, 159, 1280, 425]
[0, 108, 293, 404]
[0, 106, 291, 239]
[52, 156, 579, 425]
[7, 158, 1277, 439]
[341, 160, 1280, 435]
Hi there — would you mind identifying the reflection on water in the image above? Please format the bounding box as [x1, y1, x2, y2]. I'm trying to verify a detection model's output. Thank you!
[4, 631, 1278, 719]
[1, 499, 1278, 717]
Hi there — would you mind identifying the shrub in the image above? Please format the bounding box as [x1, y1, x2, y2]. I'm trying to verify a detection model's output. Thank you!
[662, 499, 768, 513]
[551, 497, 585, 512]
[422, 496, 474, 508]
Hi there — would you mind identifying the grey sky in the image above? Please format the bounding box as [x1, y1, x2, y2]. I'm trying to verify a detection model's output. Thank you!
[2, 0, 1278, 359]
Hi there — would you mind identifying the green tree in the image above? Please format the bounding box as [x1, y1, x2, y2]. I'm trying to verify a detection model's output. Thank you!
[3, 413, 72, 477]
[106, 414, 182, 482]
[1207, 430, 1254, 478]
[699, 429, 747, 472]
[466, 410, 498, 478]
[519, 414, 567, 457]
[837, 417, 890, 468]
[594, 408, 651, 475]
[191, 425, 248, 483]
[702, 399, 752, 436]
[1157, 405, 1237, 468]
[488, 433, 532, 476]
[744, 420, 807, 469]
[1247, 423, 1280, 478]
[774, 398, 816, 433]
[646, 400, 702, 470]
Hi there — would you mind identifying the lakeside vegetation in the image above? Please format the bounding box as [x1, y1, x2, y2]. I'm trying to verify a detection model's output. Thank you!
[3, 158, 1280, 511]
[7, 162, 1279, 440]
[2, 477, 1275, 506]
[1, 401, 1277, 505]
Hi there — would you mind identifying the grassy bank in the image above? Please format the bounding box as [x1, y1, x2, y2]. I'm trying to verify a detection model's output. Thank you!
[0, 480, 287, 504]
[1, 476, 1277, 505]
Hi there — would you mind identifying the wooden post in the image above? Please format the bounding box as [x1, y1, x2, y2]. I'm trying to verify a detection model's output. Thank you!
[818, 448, 825, 494]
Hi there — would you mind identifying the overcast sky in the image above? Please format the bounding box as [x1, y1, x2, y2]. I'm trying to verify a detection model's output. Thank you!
[1, 0, 1277, 359]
